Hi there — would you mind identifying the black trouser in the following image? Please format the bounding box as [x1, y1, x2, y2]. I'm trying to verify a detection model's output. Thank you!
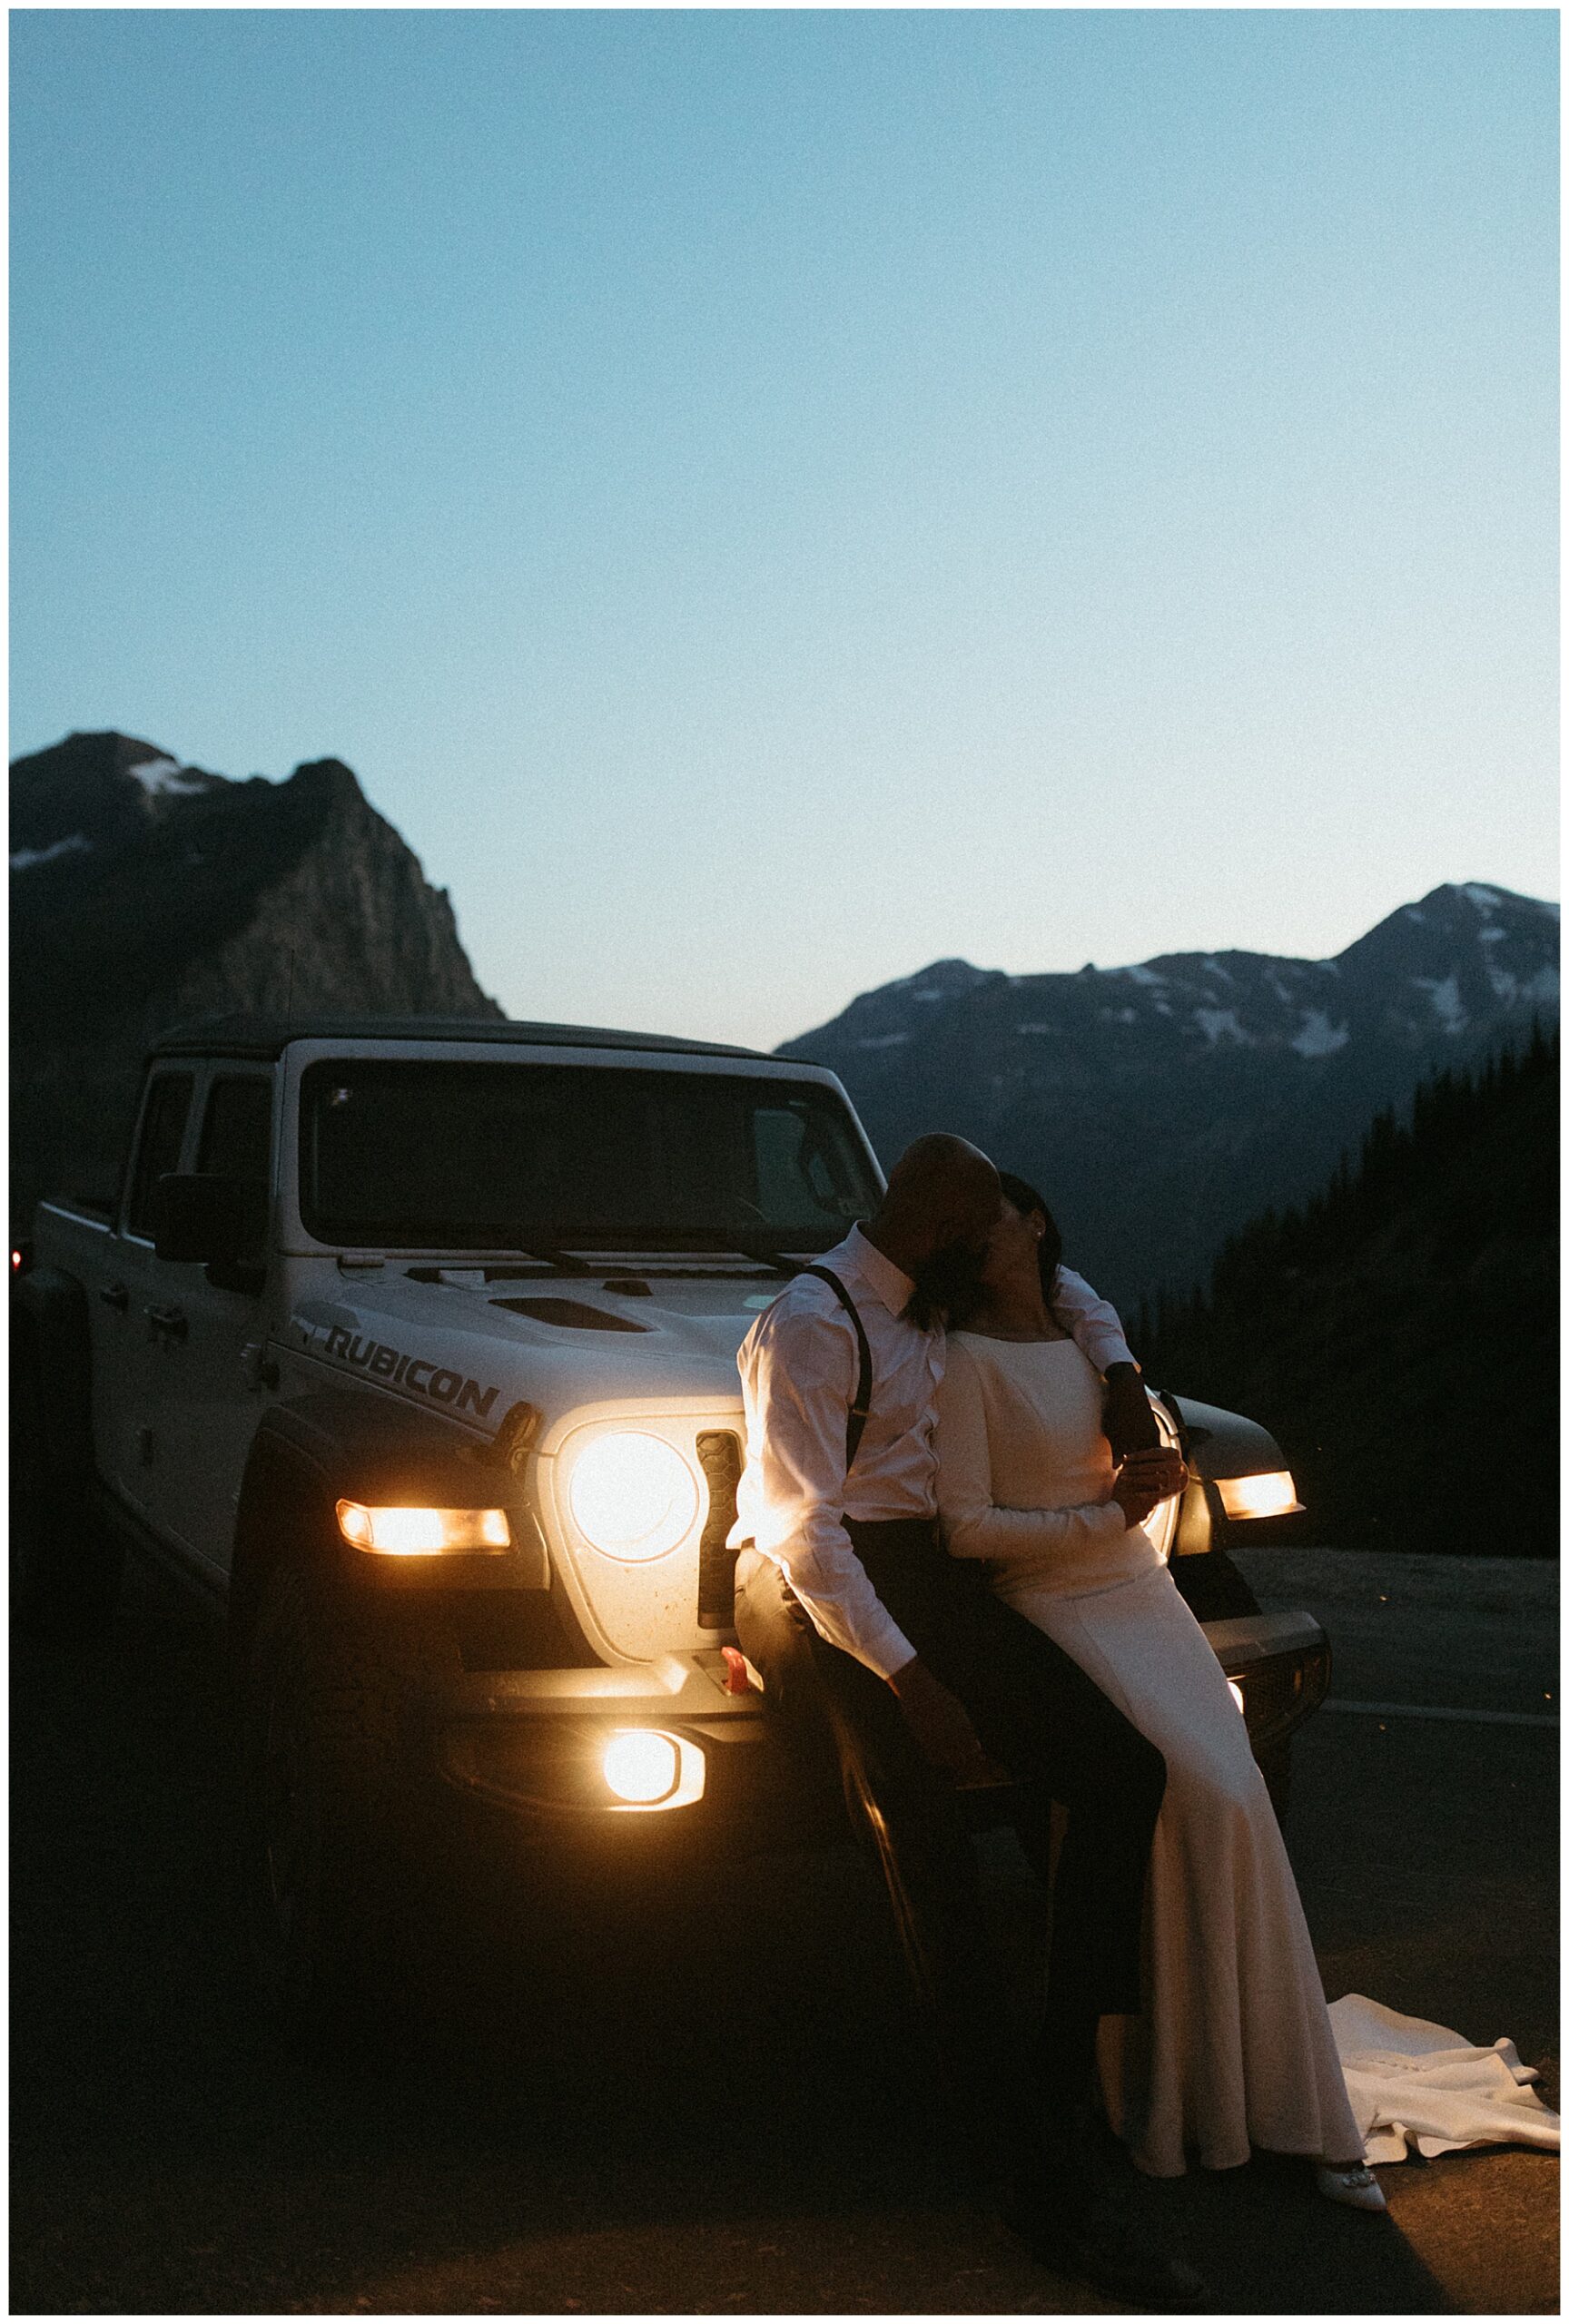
[734, 1520, 1165, 2179]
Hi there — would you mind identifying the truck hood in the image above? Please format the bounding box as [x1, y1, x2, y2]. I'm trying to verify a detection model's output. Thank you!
[286, 1263, 776, 1438]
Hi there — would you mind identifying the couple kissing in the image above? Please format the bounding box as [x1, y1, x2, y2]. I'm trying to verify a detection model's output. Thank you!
[726, 1133, 1379, 2309]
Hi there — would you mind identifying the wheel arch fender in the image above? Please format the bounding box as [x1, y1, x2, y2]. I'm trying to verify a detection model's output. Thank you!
[1158, 1388, 1300, 1561]
[230, 1385, 536, 1647]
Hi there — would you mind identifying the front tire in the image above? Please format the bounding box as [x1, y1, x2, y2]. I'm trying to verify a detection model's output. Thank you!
[239, 1559, 438, 2048]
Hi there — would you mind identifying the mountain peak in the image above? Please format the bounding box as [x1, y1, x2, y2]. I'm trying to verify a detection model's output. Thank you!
[888, 957, 999, 997]
[10, 729, 227, 861]
[12, 729, 501, 1227]
[776, 881, 1558, 1303]
[1385, 881, 1559, 933]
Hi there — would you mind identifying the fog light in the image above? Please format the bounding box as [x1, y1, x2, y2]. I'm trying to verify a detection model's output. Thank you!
[599, 1728, 706, 1812]
[603, 1729, 679, 1803]
[1216, 1471, 1302, 1521]
[1228, 1679, 1247, 1716]
[335, 1501, 511, 1554]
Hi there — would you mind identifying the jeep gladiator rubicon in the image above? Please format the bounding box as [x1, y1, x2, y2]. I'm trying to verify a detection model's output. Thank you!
[14, 1016, 1327, 2033]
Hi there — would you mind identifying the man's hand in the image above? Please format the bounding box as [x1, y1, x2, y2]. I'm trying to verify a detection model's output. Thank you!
[1112, 1446, 1188, 1529]
[1103, 1362, 1161, 1461]
[889, 1657, 1008, 1788]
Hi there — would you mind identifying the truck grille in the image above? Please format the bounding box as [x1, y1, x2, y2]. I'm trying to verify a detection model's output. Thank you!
[694, 1429, 744, 1630]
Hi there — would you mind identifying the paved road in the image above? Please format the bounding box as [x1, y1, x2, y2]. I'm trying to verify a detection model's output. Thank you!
[12, 1547, 1558, 2316]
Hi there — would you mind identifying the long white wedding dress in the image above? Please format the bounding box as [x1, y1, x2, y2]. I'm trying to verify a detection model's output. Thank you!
[934, 1329, 1367, 2176]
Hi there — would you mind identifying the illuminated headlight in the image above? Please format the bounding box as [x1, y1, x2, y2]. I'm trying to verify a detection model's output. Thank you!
[602, 1728, 706, 1811]
[567, 1431, 699, 1562]
[336, 1501, 511, 1555]
[1228, 1679, 1247, 1716]
[1216, 1471, 1302, 1521]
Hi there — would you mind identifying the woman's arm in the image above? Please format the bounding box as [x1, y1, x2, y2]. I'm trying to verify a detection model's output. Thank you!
[934, 1342, 1130, 1570]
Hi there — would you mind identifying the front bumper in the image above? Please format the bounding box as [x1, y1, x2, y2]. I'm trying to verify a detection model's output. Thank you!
[429, 1610, 1331, 1840]
[1202, 1610, 1331, 1750]
[430, 1649, 815, 1845]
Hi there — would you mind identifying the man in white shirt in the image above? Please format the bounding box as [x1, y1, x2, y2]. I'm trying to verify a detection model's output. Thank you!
[730, 1134, 1205, 2307]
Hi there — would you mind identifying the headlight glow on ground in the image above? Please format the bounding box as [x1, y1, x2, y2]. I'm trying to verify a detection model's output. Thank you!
[1216, 1471, 1301, 1521]
[335, 1501, 511, 1553]
[600, 1729, 706, 1811]
[567, 1431, 699, 1561]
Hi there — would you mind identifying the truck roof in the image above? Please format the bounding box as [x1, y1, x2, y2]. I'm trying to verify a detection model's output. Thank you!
[147, 1014, 773, 1064]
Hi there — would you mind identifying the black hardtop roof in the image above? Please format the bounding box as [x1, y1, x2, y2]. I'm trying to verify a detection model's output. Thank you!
[148, 1014, 773, 1064]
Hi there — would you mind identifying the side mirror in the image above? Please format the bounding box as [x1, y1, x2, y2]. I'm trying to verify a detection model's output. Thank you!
[152, 1175, 268, 1272]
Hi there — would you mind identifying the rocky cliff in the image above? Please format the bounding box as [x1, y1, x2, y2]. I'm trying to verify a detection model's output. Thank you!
[778, 881, 1560, 1305]
[11, 731, 501, 1226]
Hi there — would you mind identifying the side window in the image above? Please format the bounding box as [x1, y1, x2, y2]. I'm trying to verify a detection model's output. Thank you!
[125, 1074, 195, 1241]
[197, 1077, 273, 1186]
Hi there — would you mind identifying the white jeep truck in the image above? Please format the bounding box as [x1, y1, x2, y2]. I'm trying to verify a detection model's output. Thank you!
[14, 1016, 1328, 2034]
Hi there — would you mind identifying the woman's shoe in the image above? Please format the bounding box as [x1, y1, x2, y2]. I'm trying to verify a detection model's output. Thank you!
[1315, 2162, 1388, 2212]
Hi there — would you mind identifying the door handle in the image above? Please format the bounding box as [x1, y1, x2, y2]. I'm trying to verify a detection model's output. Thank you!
[99, 1282, 129, 1312]
[240, 1340, 281, 1392]
[144, 1304, 189, 1344]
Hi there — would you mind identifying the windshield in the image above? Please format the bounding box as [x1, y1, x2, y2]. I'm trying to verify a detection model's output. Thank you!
[298, 1060, 881, 1252]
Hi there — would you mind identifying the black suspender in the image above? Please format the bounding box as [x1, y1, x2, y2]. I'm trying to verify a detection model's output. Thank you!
[797, 1265, 873, 1472]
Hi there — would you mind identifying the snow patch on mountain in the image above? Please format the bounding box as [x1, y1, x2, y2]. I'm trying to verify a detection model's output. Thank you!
[11, 833, 92, 872]
[1292, 1010, 1351, 1059]
[1413, 974, 1466, 1030]
[128, 754, 208, 799]
[1194, 1007, 1253, 1046]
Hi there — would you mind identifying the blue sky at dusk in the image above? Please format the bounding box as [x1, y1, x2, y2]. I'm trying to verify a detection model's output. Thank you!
[11, 9, 1557, 1049]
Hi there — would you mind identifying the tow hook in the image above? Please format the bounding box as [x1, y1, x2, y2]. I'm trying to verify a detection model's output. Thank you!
[721, 1646, 762, 1696]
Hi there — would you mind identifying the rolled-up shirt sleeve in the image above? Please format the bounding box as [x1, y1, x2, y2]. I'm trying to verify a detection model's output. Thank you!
[1054, 1265, 1138, 1375]
[735, 1301, 917, 1683]
[934, 1340, 1127, 1575]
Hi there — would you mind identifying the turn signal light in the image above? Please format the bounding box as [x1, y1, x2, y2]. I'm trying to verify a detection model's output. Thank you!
[335, 1501, 511, 1555]
[1216, 1472, 1302, 1521]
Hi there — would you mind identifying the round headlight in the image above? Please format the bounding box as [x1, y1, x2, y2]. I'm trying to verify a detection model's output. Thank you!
[567, 1431, 700, 1562]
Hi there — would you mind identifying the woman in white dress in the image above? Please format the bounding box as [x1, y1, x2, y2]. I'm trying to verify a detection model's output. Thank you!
[933, 1172, 1384, 2210]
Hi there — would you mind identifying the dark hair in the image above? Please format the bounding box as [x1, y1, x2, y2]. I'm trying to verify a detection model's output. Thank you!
[995, 1169, 1066, 1322]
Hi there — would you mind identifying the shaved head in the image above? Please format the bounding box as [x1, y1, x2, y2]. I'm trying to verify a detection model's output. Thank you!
[883, 1132, 998, 1211]
[864, 1134, 1002, 1324]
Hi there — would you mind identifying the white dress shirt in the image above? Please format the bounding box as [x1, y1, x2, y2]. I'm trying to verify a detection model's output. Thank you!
[730, 1223, 1136, 1680]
